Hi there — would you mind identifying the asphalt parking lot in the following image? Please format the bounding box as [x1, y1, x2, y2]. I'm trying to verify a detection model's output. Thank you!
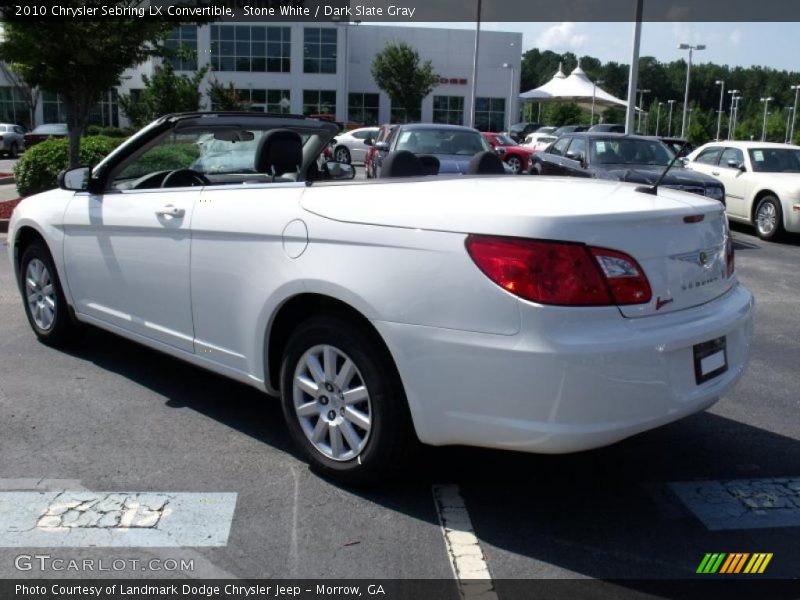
[1, 203, 799, 595]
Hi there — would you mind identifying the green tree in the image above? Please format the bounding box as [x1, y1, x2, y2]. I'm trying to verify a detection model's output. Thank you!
[371, 42, 438, 123]
[206, 79, 251, 112]
[118, 62, 208, 129]
[0, 4, 214, 168]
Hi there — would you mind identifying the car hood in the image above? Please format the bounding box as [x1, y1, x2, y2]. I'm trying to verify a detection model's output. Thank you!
[596, 164, 719, 187]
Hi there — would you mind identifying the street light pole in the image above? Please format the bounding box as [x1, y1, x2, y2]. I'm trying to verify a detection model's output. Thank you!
[502, 63, 515, 132]
[687, 107, 694, 132]
[715, 79, 725, 140]
[785, 106, 794, 143]
[655, 101, 663, 136]
[468, 0, 482, 128]
[667, 99, 676, 137]
[678, 43, 705, 138]
[624, 0, 644, 135]
[591, 79, 604, 126]
[760, 96, 773, 141]
[790, 84, 800, 144]
[636, 88, 650, 133]
[727, 90, 740, 139]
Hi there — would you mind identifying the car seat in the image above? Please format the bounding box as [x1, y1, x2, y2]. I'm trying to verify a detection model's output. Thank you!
[254, 129, 303, 181]
[466, 151, 505, 174]
[380, 150, 424, 177]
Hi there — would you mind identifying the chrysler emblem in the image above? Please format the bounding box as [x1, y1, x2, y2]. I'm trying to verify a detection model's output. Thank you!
[698, 251, 707, 265]
[670, 248, 716, 268]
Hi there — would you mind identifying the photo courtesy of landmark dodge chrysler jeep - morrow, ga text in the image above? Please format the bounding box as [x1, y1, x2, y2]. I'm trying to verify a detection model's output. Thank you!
[8, 112, 753, 484]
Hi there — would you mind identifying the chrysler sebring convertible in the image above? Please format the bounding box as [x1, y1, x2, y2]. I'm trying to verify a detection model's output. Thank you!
[8, 112, 754, 484]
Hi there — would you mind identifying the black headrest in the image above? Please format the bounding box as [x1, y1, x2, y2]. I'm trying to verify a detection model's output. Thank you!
[467, 151, 506, 175]
[418, 154, 440, 176]
[255, 129, 303, 175]
[380, 150, 424, 178]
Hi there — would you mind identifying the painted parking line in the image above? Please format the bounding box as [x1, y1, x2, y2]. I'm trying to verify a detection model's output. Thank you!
[432, 484, 497, 600]
[0, 491, 237, 547]
[669, 477, 800, 530]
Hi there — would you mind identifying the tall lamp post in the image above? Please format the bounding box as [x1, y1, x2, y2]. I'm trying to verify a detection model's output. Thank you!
[591, 79, 604, 126]
[785, 106, 794, 143]
[678, 43, 705, 138]
[760, 96, 774, 141]
[714, 79, 725, 140]
[636, 88, 650, 133]
[502, 63, 515, 132]
[790, 84, 800, 144]
[687, 107, 694, 133]
[727, 90, 740, 139]
[667, 99, 676, 136]
[655, 101, 663, 135]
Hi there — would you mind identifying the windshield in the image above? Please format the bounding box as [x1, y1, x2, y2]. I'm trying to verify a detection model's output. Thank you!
[395, 129, 491, 156]
[748, 148, 800, 173]
[494, 134, 517, 146]
[590, 138, 674, 166]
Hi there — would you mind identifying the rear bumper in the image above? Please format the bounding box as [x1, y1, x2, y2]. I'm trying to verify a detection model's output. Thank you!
[374, 284, 754, 453]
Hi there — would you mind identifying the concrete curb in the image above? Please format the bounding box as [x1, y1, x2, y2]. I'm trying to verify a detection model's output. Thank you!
[0, 176, 14, 186]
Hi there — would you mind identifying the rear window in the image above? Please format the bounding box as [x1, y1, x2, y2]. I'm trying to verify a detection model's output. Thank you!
[32, 124, 68, 135]
[395, 129, 490, 155]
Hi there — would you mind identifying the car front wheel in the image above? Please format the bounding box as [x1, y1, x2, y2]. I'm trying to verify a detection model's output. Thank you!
[507, 155, 522, 174]
[334, 146, 351, 164]
[754, 195, 784, 240]
[19, 241, 78, 346]
[280, 315, 415, 485]
[9, 143, 19, 158]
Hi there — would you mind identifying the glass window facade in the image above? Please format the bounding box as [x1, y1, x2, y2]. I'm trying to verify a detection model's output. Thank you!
[474, 97, 506, 132]
[0, 87, 30, 128]
[303, 90, 337, 116]
[234, 89, 291, 113]
[303, 28, 337, 74]
[211, 25, 291, 73]
[165, 26, 198, 72]
[433, 96, 464, 125]
[347, 93, 379, 125]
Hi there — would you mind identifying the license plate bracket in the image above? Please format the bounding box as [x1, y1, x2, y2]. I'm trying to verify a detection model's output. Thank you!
[693, 336, 728, 384]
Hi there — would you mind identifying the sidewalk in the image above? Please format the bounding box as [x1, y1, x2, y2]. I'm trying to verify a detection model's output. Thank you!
[0, 183, 19, 203]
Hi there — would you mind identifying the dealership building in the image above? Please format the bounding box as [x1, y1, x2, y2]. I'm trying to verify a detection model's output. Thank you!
[0, 23, 521, 131]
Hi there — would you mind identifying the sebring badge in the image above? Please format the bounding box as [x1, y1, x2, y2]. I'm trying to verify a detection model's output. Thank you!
[670, 249, 714, 268]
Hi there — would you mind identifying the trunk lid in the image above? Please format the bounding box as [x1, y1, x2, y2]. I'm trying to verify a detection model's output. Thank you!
[300, 177, 734, 317]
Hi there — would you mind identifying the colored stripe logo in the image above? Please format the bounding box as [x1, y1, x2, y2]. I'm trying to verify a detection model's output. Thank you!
[696, 553, 773, 574]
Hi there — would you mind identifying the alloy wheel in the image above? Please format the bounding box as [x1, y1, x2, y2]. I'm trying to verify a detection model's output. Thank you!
[756, 201, 777, 237]
[292, 344, 372, 461]
[25, 258, 56, 331]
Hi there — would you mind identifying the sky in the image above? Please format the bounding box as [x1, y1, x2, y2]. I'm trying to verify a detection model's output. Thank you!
[372, 22, 799, 72]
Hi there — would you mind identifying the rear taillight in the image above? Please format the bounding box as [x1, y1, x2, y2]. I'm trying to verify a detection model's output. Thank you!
[465, 235, 651, 306]
[726, 235, 735, 278]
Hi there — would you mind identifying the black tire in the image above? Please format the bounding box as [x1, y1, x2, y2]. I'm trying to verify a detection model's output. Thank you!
[9, 143, 18, 159]
[530, 162, 543, 175]
[753, 195, 784, 241]
[19, 241, 78, 346]
[279, 315, 416, 485]
[507, 155, 522, 174]
[334, 146, 351, 164]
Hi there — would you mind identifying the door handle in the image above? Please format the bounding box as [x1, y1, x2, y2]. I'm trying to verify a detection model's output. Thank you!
[156, 205, 185, 218]
[711, 171, 720, 176]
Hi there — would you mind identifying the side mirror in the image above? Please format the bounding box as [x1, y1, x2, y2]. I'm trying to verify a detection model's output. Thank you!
[374, 141, 389, 152]
[566, 151, 584, 163]
[58, 166, 91, 191]
[364, 138, 374, 147]
[323, 160, 356, 180]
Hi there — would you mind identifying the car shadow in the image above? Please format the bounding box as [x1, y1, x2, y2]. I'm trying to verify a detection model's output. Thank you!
[59, 326, 800, 594]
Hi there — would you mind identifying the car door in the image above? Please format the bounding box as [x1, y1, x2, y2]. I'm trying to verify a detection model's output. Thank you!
[687, 145, 724, 177]
[349, 128, 378, 163]
[62, 130, 202, 353]
[539, 137, 572, 175]
[563, 137, 590, 177]
[713, 147, 751, 217]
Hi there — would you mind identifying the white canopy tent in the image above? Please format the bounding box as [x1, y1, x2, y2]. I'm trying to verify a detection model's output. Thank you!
[519, 62, 631, 115]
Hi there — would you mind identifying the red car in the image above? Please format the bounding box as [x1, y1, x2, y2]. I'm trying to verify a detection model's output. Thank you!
[481, 132, 536, 174]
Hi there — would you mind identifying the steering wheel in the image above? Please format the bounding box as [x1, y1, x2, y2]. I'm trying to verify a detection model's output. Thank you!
[160, 168, 209, 188]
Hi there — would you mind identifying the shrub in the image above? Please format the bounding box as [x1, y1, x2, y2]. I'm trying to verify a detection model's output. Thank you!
[87, 125, 132, 138]
[14, 136, 124, 197]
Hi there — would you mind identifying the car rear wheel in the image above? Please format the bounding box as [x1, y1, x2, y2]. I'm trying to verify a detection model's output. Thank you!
[334, 146, 351, 164]
[754, 195, 783, 240]
[8, 143, 18, 159]
[280, 315, 415, 485]
[19, 241, 78, 346]
[507, 155, 522, 174]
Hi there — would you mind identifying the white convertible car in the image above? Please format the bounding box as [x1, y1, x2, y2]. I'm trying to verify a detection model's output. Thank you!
[9, 113, 754, 484]
[685, 141, 800, 240]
